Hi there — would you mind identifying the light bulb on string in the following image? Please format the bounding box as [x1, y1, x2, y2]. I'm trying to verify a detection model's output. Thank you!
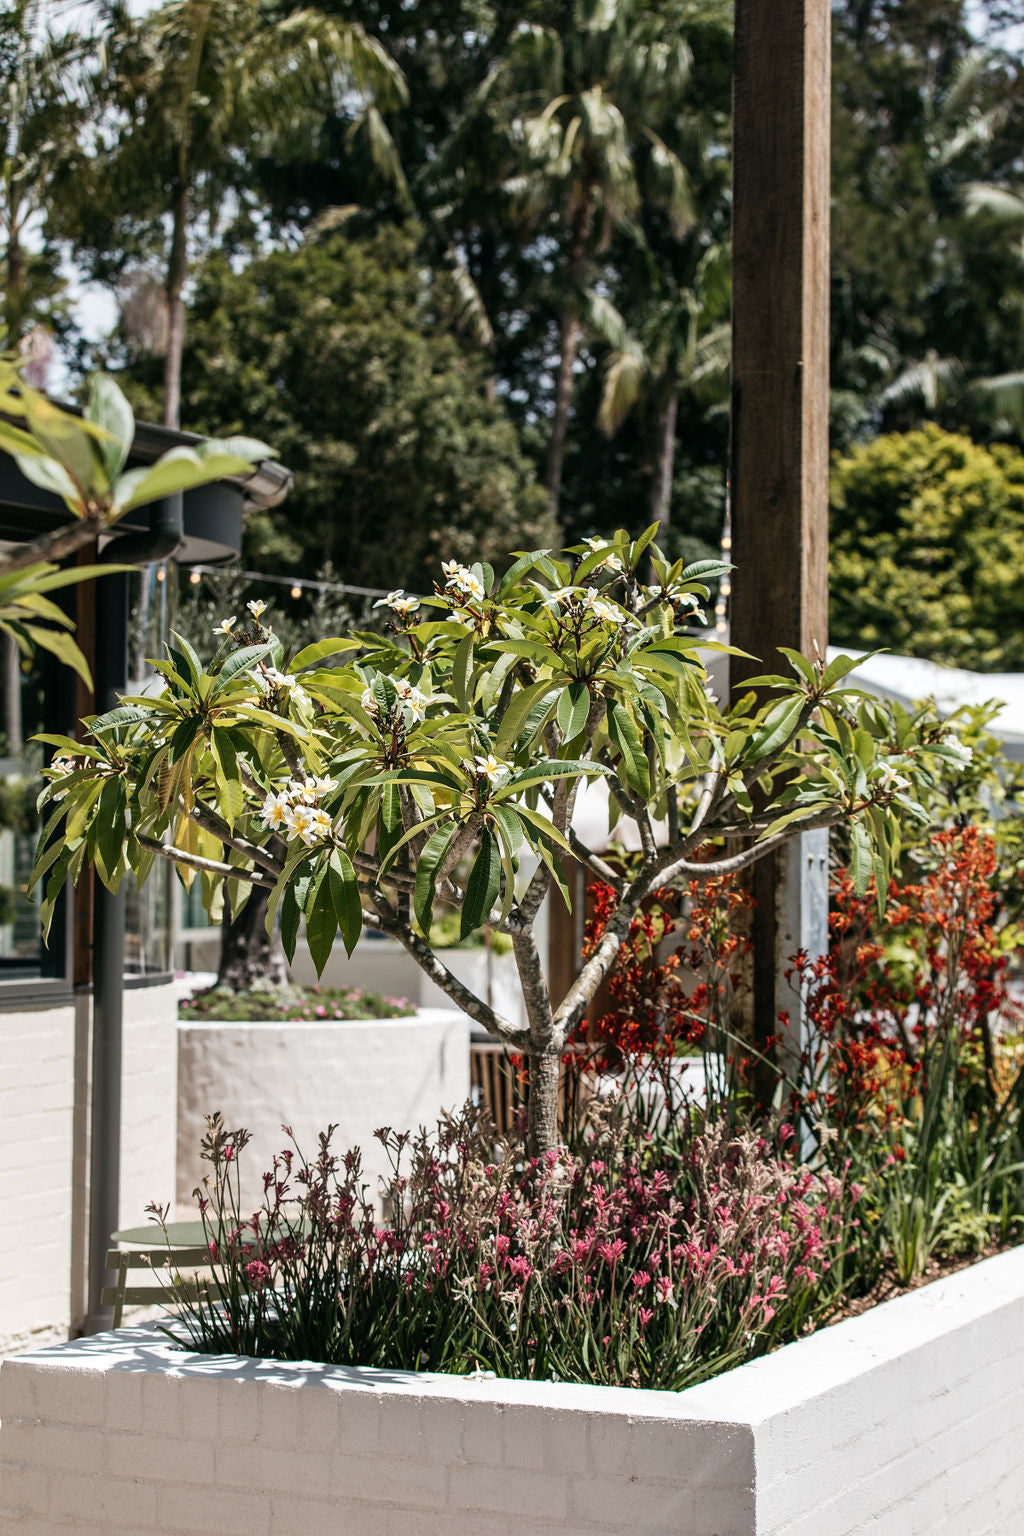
[189, 571, 201, 585]
[290, 585, 302, 599]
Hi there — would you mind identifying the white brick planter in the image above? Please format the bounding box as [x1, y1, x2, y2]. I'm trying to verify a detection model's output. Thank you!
[176, 1007, 469, 1209]
[3, 1244, 1024, 1535]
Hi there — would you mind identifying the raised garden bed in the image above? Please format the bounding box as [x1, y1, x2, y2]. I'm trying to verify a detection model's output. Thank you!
[3, 1244, 1023, 1535]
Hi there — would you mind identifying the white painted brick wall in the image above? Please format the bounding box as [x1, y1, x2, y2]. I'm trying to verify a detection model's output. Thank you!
[0, 1003, 76, 1353]
[0, 982, 178, 1355]
[4, 1245, 1024, 1534]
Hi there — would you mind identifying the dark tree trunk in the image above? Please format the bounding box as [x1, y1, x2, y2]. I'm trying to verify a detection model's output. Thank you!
[163, 183, 189, 431]
[216, 886, 289, 993]
[650, 391, 678, 538]
[6, 215, 23, 343]
[544, 187, 595, 528]
[545, 310, 582, 527]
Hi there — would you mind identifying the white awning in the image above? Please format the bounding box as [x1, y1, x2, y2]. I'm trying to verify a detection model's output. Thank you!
[828, 647, 1024, 761]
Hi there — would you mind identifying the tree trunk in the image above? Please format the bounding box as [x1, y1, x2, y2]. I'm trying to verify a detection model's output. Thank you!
[545, 310, 582, 527]
[527, 1049, 561, 1156]
[544, 187, 595, 528]
[6, 214, 23, 344]
[216, 886, 289, 993]
[650, 391, 678, 539]
[163, 184, 189, 431]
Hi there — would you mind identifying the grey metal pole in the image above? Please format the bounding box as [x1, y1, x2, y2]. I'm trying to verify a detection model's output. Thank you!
[85, 570, 128, 1333]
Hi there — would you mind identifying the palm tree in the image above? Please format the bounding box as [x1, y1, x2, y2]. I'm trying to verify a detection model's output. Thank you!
[0, 1, 95, 347]
[596, 242, 730, 538]
[87, 0, 406, 428]
[430, 0, 700, 526]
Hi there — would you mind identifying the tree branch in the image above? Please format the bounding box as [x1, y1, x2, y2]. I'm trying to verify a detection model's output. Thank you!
[0, 507, 113, 579]
[564, 827, 625, 894]
[373, 902, 529, 1048]
[187, 801, 284, 877]
[687, 765, 723, 838]
[137, 834, 275, 888]
[656, 806, 845, 886]
[438, 815, 479, 886]
[512, 927, 556, 1049]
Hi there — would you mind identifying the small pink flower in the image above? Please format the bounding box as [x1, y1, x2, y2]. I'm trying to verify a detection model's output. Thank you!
[597, 1238, 626, 1267]
[245, 1259, 271, 1290]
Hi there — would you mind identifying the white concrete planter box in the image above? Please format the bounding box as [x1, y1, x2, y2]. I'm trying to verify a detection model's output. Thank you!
[179, 932, 527, 1030]
[3, 1245, 1024, 1535]
[177, 1007, 469, 1210]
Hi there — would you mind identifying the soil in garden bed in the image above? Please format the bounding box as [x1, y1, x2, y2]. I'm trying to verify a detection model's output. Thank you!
[818, 1239, 1011, 1330]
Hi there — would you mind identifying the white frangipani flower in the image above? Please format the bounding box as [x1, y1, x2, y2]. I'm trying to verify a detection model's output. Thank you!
[943, 733, 973, 763]
[583, 535, 624, 572]
[875, 763, 911, 792]
[309, 775, 338, 797]
[443, 563, 485, 602]
[361, 687, 380, 716]
[284, 804, 317, 843]
[247, 599, 267, 621]
[306, 808, 334, 841]
[46, 753, 78, 799]
[261, 792, 290, 830]
[264, 668, 311, 707]
[394, 677, 429, 720]
[581, 588, 621, 624]
[374, 589, 420, 615]
[474, 752, 511, 784]
[541, 585, 580, 609]
[213, 616, 236, 636]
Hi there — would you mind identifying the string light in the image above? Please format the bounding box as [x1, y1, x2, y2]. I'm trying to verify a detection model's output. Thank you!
[155, 568, 166, 582]
[189, 570, 201, 585]
[183, 563, 391, 600]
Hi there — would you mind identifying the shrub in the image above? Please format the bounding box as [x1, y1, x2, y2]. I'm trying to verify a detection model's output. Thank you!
[788, 826, 1024, 1282]
[157, 1105, 853, 1389]
[830, 423, 1024, 669]
[178, 985, 415, 1022]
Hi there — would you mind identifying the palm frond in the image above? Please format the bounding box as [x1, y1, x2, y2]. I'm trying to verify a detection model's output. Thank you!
[967, 371, 1024, 431]
[964, 181, 1024, 223]
[442, 252, 495, 350]
[598, 345, 648, 436]
[880, 352, 963, 413]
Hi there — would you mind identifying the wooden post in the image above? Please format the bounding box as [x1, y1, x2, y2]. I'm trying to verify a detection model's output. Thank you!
[729, 0, 831, 1097]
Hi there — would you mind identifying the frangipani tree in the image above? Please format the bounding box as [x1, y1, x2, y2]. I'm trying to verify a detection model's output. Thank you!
[0, 360, 268, 683]
[33, 528, 970, 1151]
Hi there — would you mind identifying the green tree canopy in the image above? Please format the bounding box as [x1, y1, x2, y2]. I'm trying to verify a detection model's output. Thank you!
[830, 0, 1024, 446]
[830, 423, 1024, 670]
[126, 225, 553, 590]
